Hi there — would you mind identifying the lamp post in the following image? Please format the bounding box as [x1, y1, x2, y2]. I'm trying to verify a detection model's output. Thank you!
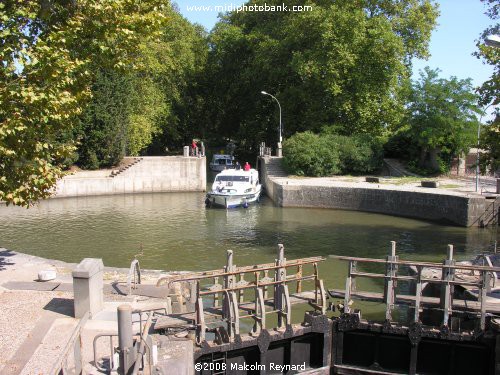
[475, 35, 499, 192]
[475, 103, 495, 192]
[485, 35, 500, 48]
[261, 91, 283, 156]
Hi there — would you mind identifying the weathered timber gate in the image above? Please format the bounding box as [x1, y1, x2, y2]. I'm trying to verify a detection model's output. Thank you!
[102, 243, 500, 374]
[178, 243, 500, 375]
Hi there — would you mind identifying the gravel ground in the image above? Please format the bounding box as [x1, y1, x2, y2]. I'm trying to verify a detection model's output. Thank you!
[0, 250, 189, 374]
[0, 290, 66, 372]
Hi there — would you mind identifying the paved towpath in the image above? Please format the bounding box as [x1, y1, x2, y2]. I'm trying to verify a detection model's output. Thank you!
[0, 250, 178, 374]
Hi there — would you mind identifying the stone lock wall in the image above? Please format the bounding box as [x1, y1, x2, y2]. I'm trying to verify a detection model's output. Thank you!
[259, 156, 487, 227]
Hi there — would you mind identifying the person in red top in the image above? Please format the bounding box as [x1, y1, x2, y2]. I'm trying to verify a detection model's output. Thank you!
[191, 139, 198, 156]
[244, 162, 251, 171]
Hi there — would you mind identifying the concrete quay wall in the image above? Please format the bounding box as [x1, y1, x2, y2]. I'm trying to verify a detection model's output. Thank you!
[54, 156, 206, 198]
[259, 156, 486, 227]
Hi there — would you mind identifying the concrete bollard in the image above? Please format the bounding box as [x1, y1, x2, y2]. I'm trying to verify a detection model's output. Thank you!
[276, 142, 282, 157]
[72, 258, 104, 319]
[183, 146, 189, 157]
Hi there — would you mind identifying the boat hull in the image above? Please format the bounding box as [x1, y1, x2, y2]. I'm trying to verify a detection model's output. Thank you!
[206, 190, 261, 208]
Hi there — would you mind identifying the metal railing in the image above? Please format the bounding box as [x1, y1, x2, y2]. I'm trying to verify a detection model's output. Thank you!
[51, 312, 89, 375]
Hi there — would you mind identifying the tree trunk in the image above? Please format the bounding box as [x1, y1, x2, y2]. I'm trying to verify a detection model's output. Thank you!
[428, 148, 440, 171]
[419, 148, 427, 168]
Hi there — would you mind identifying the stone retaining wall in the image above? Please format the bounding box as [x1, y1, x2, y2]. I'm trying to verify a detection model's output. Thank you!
[54, 156, 206, 198]
[259, 156, 486, 227]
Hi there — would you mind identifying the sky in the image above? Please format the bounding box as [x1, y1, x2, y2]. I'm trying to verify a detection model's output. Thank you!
[175, 0, 495, 105]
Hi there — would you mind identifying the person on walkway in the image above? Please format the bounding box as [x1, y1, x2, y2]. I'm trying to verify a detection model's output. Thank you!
[244, 162, 251, 171]
[191, 139, 198, 156]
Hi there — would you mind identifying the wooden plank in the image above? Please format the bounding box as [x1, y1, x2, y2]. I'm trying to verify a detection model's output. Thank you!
[155, 290, 319, 329]
[328, 289, 500, 314]
[329, 255, 500, 273]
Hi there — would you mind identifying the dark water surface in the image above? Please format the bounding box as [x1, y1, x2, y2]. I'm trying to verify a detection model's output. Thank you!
[1, 192, 498, 320]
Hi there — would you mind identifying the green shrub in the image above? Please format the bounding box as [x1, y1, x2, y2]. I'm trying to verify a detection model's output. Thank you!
[283, 131, 383, 177]
[283, 132, 341, 176]
[334, 135, 383, 174]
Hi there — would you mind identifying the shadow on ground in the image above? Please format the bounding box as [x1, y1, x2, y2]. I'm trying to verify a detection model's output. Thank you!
[44, 297, 74, 317]
[0, 249, 15, 271]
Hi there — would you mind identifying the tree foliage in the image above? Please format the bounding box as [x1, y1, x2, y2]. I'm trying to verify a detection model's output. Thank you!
[0, 0, 168, 206]
[399, 67, 480, 172]
[75, 10, 208, 166]
[475, 0, 499, 172]
[203, 0, 438, 151]
[283, 131, 383, 177]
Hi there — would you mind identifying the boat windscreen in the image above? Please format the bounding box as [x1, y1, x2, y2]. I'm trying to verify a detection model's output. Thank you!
[488, 254, 500, 267]
[216, 176, 249, 182]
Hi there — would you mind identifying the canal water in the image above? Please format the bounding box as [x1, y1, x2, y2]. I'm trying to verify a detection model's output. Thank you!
[0, 192, 498, 320]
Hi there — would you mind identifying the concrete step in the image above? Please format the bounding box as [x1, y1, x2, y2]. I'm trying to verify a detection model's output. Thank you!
[20, 318, 79, 375]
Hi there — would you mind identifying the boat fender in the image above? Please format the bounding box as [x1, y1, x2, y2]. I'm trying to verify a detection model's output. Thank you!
[205, 197, 211, 207]
[243, 201, 249, 209]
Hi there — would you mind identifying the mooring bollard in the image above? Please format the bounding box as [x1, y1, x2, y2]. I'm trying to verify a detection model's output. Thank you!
[117, 304, 135, 375]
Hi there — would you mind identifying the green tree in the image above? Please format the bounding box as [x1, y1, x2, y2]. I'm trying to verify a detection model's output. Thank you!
[77, 70, 133, 169]
[0, 0, 168, 206]
[405, 67, 480, 172]
[203, 0, 438, 151]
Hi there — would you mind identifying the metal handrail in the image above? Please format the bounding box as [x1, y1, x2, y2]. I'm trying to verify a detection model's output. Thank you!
[51, 312, 89, 375]
[93, 333, 118, 372]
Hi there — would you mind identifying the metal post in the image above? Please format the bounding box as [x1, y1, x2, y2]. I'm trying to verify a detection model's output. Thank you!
[414, 266, 422, 323]
[440, 245, 455, 328]
[480, 270, 491, 330]
[117, 304, 135, 375]
[476, 104, 494, 192]
[344, 261, 354, 314]
[384, 241, 398, 321]
[275, 244, 286, 327]
[261, 91, 283, 148]
[223, 250, 235, 319]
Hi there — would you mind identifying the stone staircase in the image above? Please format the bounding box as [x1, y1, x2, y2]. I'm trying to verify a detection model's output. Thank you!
[478, 196, 500, 228]
[264, 157, 288, 178]
[383, 158, 420, 177]
[109, 157, 143, 178]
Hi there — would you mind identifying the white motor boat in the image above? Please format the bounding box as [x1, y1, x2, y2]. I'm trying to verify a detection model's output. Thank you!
[209, 154, 236, 172]
[205, 168, 262, 208]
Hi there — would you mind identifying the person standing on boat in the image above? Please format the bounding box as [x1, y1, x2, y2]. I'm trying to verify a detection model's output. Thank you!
[244, 162, 251, 171]
[235, 161, 241, 170]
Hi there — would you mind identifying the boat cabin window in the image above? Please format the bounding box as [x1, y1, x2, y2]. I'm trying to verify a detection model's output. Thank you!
[216, 176, 250, 182]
